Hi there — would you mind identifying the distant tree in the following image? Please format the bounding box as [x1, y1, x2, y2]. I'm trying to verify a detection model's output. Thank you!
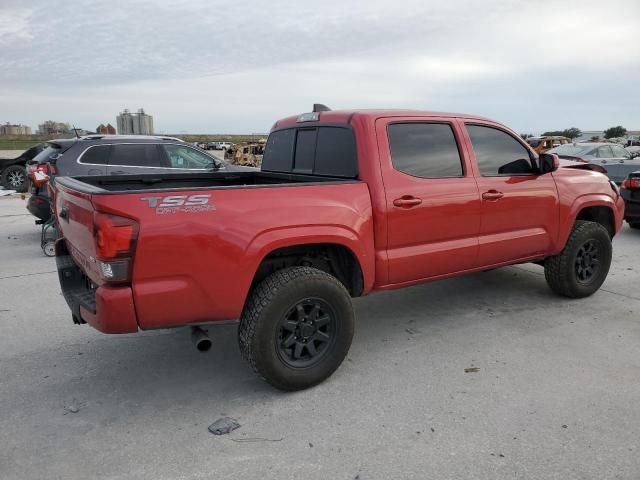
[603, 126, 627, 139]
[589, 136, 600, 142]
[562, 127, 582, 139]
[541, 128, 581, 139]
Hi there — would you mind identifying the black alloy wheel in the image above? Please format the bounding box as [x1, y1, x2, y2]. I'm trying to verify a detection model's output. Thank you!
[276, 298, 337, 368]
[574, 239, 601, 284]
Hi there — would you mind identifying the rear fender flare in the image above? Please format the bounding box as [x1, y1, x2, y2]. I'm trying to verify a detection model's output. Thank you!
[241, 225, 375, 297]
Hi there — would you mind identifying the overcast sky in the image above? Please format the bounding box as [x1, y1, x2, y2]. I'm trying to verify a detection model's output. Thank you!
[1, 0, 639, 134]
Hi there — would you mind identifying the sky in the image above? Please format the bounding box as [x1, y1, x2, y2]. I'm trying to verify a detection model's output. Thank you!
[1, 0, 639, 134]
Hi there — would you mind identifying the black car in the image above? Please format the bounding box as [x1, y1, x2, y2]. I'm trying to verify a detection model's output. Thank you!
[621, 170, 640, 229]
[0, 144, 44, 192]
[26, 135, 251, 221]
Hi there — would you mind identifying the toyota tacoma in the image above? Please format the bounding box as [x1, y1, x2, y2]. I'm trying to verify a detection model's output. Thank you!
[52, 105, 625, 390]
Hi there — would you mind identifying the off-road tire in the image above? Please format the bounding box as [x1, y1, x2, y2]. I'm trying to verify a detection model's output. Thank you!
[238, 266, 354, 391]
[1, 165, 27, 192]
[544, 220, 612, 298]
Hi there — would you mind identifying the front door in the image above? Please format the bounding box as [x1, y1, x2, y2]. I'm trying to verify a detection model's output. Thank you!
[463, 123, 559, 266]
[376, 118, 482, 285]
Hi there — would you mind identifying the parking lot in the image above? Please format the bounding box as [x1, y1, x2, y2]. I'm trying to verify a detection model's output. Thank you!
[1, 194, 639, 479]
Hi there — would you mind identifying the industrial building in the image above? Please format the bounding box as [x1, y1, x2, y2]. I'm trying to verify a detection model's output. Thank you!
[116, 108, 154, 135]
[96, 123, 116, 135]
[38, 121, 71, 135]
[0, 123, 32, 135]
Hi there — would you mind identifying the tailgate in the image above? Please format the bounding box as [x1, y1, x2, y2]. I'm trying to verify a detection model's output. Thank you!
[54, 181, 103, 285]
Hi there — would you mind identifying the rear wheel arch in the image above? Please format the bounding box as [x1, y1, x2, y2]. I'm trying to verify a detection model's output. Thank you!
[250, 242, 365, 297]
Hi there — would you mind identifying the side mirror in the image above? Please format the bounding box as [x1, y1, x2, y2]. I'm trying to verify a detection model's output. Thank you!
[539, 153, 559, 174]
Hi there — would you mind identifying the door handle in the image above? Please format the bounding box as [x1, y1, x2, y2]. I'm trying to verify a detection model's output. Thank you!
[110, 170, 127, 175]
[393, 196, 422, 208]
[482, 190, 504, 201]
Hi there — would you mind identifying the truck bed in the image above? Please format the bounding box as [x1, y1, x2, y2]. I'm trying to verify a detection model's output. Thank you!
[55, 171, 359, 194]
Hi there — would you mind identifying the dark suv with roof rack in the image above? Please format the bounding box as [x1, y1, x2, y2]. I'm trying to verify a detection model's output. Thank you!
[26, 135, 251, 221]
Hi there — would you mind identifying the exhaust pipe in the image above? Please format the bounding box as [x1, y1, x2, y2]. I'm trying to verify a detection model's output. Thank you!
[191, 326, 212, 352]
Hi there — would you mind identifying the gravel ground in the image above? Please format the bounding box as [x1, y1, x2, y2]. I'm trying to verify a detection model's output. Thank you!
[1, 195, 639, 480]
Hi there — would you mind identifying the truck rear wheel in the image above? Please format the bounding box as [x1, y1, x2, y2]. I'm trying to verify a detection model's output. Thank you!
[238, 266, 354, 391]
[544, 220, 612, 298]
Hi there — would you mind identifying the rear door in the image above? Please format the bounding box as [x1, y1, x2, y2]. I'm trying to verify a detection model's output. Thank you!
[106, 143, 169, 175]
[463, 123, 559, 266]
[376, 117, 481, 284]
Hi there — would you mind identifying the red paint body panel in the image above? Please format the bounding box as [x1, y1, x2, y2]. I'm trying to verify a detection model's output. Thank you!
[80, 286, 138, 334]
[53, 109, 625, 334]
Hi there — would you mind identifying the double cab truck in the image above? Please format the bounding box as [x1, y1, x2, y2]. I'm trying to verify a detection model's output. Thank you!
[53, 106, 625, 390]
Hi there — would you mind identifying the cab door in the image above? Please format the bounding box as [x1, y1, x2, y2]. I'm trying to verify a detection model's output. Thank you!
[376, 118, 482, 285]
[462, 123, 559, 266]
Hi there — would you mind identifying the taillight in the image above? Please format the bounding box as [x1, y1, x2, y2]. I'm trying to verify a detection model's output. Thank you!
[32, 165, 50, 187]
[622, 178, 640, 189]
[93, 212, 139, 284]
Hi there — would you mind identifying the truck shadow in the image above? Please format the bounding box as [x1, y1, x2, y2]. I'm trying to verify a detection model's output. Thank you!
[12, 264, 580, 428]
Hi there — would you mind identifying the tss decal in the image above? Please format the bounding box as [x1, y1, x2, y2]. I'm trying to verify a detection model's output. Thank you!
[141, 194, 215, 214]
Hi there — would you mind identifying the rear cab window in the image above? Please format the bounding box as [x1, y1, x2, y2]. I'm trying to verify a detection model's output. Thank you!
[262, 126, 357, 178]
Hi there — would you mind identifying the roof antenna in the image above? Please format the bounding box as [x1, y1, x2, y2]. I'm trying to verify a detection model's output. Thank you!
[313, 103, 331, 112]
[72, 125, 80, 138]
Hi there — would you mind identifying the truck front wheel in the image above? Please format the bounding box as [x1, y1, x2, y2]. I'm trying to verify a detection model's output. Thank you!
[544, 220, 612, 298]
[238, 266, 355, 391]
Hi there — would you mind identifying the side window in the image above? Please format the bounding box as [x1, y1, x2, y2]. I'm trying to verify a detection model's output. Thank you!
[110, 144, 163, 167]
[611, 145, 628, 158]
[163, 144, 216, 169]
[387, 123, 463, 178]
[596, 146, 613, 158]
[79, 145, 111, 164]
[467, 125, 535, 176]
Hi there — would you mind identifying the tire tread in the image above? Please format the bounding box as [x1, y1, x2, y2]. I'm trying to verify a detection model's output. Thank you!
[238, 266, 352, 389]
[544, 220, 611, 298]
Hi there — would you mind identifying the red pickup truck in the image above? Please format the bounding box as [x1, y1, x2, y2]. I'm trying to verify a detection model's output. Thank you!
[53, 106, 624, 390]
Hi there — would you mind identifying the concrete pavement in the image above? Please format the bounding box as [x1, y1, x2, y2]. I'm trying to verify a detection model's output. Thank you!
[1, 195, 639, 479]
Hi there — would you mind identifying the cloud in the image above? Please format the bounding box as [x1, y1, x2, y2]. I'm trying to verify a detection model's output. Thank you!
[0, 0, 638, 132]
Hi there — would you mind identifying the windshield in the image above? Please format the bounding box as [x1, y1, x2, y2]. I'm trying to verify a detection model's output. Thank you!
[547, 144, 595, 156]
